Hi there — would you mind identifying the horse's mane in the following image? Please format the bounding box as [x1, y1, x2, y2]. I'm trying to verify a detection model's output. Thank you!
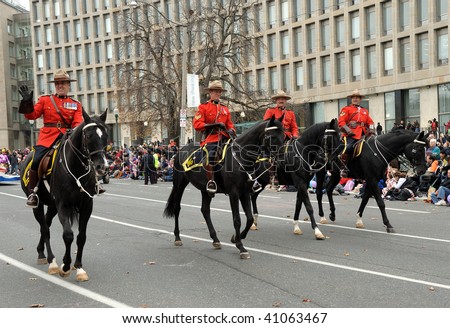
[300, 121, 336, 145]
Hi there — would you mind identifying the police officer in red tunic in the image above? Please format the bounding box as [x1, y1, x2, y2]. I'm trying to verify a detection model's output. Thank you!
[338, 89, 375, 177]
[18, 69, 84, 208]
[263, 90, 299, 141]
[193, 80, 236, 196]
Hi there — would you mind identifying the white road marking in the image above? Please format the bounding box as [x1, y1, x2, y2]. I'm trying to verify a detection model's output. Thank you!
[0, 253, 131, 308]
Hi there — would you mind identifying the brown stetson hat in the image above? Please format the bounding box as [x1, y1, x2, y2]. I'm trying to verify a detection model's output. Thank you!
[48, 69, 77, 83]
[348, 89, 364, 98]
[204, 80, 227, 92]
[271, 90, 291, 100]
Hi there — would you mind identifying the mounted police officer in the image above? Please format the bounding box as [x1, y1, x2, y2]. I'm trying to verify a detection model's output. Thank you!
[193, 80, 236, 196]
[263, 90, 299, 141]
[338, 89, 375, 177]
[18, 69, 84, 208]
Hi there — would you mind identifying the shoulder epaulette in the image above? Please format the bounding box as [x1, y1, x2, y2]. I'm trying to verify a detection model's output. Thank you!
[69, 97, 81, 104]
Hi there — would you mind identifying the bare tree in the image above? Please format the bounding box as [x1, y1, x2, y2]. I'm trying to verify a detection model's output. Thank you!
[116, 0, 269, 141]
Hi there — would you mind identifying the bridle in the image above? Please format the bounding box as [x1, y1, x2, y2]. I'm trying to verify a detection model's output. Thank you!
[61, 122, 106, 198]
[230, 123, 283, 183]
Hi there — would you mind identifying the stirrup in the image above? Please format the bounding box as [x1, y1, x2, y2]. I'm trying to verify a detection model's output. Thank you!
[26, 193, 39, 208]
[206, 180, 217, 193]
[252, 181, 262, 193]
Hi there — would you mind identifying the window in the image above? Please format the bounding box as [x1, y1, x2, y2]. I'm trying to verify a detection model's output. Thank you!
[437, 0, 448, 21]
[399, 0, 410, 31]
[74, 20, 81, 40]
[403, 89, 420, 121]
[43, 0, 50, 20]
[54, 23, 61, 44]
[106, 40, 113, 61]
[87, 68, 93, 90]
[65, 47, 72, 67]
[281, 31, 289, 59]
[308, 58, 317, 88]
[8, 42, 14, 57]
[417, 33, 429, 69]
[56, 48, 62, 68]
[383, 42, 393, 76]
[335, 52, 345, 84]
[281, 0, 289, 25]
[336, 0, 346, 10]
[306, 23, 315, 54]
[45, 49, 53, 69]
[256, 69, 266, 96]
[76, 45, 82, 65]
[256, 37, 264, 64]
[366, 46, 377, 79]
[294, 27, 302, 56]
[95, 42, 102, 63]
[385, 92, 396, 131]
[281, 64, 290, 92]
[84, 18, 91, 39]
[96, 67, 104, 88]
[417, 0, 428, 27]
[269, 66, 278, 94]
[294, 61, 303, 91]
[320, 19, 330, 50]
[399, 37, 411, 73]
[268, 1, 276, 28]
[335, 15, 344, 47]
[437, 28, 449, 66]
[37, 51, 44, 70]
[85, 43, 92, 65]
[254, 4, 263, 32]
[294, 0, 302, 21]
[321, 0, 331, 14]
[350, 12, 360, 43]
[351, 49, 360, 81]
[268, 34, 276, 62]
[382, 1, 392, 36]
[365, 6, 375, 40]
[10, 64, 16, 78]
[438, 84, 450, 128]
[306, 0, 316, 19]
[321, 56, 331, 86]
[45, 25, 52, 44]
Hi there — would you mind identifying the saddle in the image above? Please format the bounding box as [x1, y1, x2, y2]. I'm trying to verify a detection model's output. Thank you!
[342, 136, 365, 160]
[182, 139, 231, 172]
[22, 142, 61, 187]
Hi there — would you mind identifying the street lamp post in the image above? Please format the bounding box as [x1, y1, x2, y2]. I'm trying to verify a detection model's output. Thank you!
[29, 120, 34, 146]
[114, 108, 119, 148]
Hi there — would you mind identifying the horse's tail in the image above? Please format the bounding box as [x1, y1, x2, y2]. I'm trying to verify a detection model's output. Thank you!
[163, 188, 176, 218]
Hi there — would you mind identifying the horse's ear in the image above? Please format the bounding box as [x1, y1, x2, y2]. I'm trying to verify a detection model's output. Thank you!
[417, 131, 425, 141]
[99, 108, 108, 122]
[82, 107, 90, 122]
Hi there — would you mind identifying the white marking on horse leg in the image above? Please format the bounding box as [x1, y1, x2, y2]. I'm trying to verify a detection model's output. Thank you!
[48, 258, 58, 275]
[293, 221, 303, 235]
[356, 216, 365, 229]
[250, 213, 259, 230]
[319, 216, 328, 224]
[314, 227, 325, 240]
[76, 268, 89, 282]
[59, 264, 71, 278]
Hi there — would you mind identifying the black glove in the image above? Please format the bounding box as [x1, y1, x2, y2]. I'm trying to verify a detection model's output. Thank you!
[227, 129, 237, 140]
[19, 85, 33, 102]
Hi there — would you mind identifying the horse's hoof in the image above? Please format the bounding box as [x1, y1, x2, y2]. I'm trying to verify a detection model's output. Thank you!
[212, 241, 222, 249]
[319, 217, 328, 224]
[355, 222, 365, 229]
[315, 228, 326, 240]
[174, 240, 183, 247]
[240, 252, 251, 259]
[48, 259, 58, 275]
[37, 258, 48, 265]
[230, 235, 236, 243]
[387, 228, 396, 233]
[329, 214, 336, 222]
[59, 267, 71, 278]
[250, 224, 258, 230]
[293, 227, 303, 235]
[75, 268, 89, 282]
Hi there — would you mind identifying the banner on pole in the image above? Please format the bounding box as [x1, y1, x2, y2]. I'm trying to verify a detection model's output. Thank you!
[187, 74, 201, 108]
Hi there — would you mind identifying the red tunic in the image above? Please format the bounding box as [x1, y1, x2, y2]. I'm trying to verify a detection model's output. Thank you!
[338, 104, 374, 140]
[193, 101, 235, 146]
[263, 107, 299, 139]
[24, 94, 84, 148]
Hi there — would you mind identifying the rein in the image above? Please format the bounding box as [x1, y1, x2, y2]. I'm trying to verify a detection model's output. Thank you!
[291, 139, 327, 173]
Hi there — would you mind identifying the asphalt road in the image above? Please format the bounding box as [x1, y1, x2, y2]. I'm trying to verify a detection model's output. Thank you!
[1, 178, 450, 309]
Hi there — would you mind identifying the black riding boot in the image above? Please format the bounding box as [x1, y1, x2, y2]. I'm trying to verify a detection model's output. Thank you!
[339, 153, 349, 178]
[26, 169, 39, 208]
[205, 164, 217, 196]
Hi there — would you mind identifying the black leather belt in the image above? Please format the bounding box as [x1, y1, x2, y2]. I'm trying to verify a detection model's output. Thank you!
[44, 122, 71, 128]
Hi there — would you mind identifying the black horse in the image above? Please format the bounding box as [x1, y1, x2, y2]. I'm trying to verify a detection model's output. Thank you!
[315, 129, 427, 233]
[250, 120, 340, 239]
[163, 116, 285, 259]
[20, 109, 109, 281]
